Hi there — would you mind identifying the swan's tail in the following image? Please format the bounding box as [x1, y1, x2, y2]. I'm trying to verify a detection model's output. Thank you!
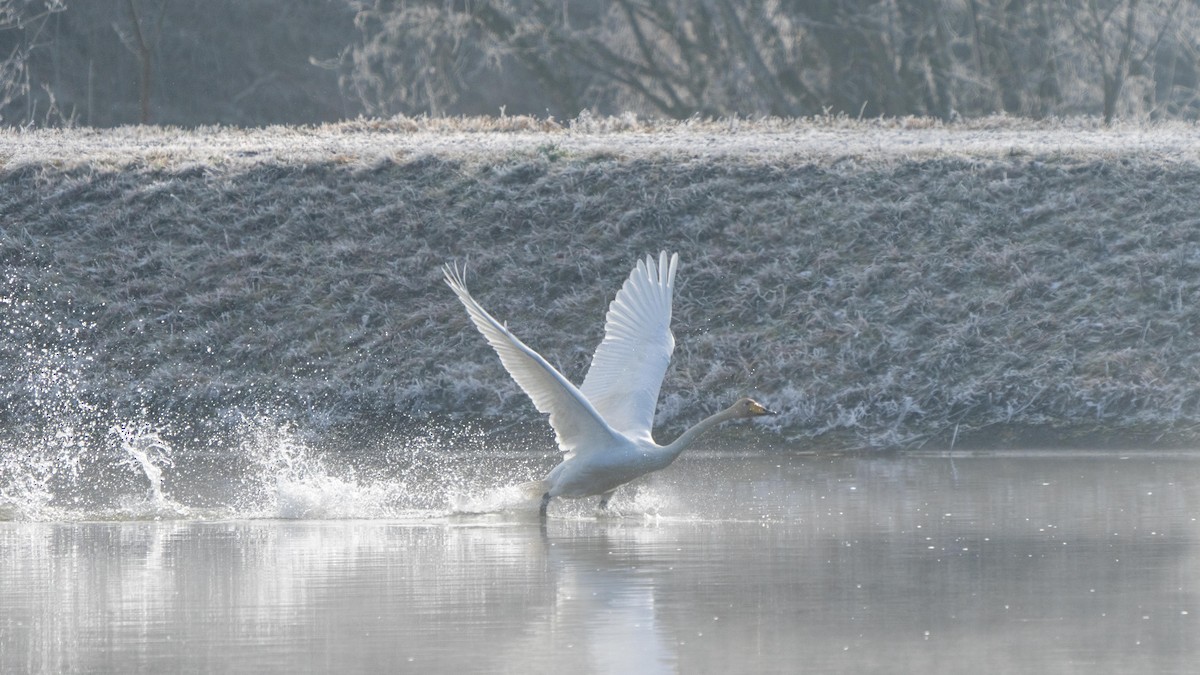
[449, 480, 549, 514]
[518, 480, 550, 500]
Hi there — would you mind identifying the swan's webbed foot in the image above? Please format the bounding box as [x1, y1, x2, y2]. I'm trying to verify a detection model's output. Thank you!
[539, 492, 551, 519]
[595, 491, 620, 517]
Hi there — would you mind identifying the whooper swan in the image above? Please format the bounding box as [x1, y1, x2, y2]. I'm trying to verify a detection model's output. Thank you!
[444, 252, 775, 517]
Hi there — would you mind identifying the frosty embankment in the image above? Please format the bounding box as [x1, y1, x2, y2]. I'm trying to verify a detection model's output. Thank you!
[3, 117, 1200, 449]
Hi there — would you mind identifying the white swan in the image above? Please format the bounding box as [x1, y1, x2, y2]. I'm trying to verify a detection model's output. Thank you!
[444, 252, 775, 517]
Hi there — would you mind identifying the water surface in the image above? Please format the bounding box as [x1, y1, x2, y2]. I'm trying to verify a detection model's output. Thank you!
[2, 451, 1197, 674]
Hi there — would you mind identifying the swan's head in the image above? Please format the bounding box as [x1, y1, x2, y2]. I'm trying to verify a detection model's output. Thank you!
[731, 397, 777, 418]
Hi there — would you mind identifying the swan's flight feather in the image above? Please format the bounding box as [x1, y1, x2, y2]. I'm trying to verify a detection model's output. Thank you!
[443, 263, 623, 456]
[580, 252, 678, 439]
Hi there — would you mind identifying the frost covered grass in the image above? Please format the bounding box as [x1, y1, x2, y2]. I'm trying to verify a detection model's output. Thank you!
[3, 117, 1200, 450]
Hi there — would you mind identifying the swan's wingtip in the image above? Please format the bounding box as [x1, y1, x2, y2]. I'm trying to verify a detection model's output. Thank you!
[663, 251, 678, 285]
[442, 260, 467, 288]
[642, 251, 678, 281]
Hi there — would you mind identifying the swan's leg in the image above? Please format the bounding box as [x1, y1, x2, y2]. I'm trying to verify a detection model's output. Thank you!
[539, 492, 551, 519]
[597, 491, 616, 510]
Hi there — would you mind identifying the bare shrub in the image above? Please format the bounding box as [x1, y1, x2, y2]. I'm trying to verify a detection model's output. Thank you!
[0, 0, 69, 126]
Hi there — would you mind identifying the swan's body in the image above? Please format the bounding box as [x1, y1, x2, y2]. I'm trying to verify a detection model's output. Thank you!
[444, 252, 774, 517]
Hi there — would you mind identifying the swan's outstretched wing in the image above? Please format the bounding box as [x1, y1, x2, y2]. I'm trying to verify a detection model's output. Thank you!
[444, 263, 623, 456]
[580, 251, 678, 438]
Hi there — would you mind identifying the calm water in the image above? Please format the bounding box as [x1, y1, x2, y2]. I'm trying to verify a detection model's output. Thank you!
[2, 450, 1198, 674]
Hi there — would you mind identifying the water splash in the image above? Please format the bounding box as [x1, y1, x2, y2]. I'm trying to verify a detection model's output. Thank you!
[3, 406, 551, 521]
[230, 417, 549, 519]
[111, 423, 174, 502]
[236, 419, 404, 519]
[1, 275, 101, 520]
[0, 276, 187, 520]
[0, 454, 60, 521]
[105, 422, 197, 519]
[1, 274, 553, 521]
[528, 485, 681, 522]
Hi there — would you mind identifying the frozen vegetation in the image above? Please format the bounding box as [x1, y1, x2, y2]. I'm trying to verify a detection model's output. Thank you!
[3, 116, 1200, 450]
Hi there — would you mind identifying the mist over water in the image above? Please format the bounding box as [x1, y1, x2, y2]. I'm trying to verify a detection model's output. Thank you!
[2, 451, 1198, 674]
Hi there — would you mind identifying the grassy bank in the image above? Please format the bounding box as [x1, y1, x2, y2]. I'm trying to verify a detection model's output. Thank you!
[3, 117, 1200, 450]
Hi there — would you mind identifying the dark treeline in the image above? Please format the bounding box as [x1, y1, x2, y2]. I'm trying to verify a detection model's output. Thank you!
[2, 0, 1199, 126]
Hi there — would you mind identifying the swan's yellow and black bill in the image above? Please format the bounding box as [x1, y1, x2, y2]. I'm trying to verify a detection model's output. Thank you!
[747, 400, 777, 416]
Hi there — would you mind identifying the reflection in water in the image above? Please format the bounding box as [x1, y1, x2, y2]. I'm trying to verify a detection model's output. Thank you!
[0, 452, 1197, 674]
[533, 524, 675, 675]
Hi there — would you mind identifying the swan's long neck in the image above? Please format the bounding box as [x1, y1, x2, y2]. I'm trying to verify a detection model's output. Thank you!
[659, 405, 743, 463]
